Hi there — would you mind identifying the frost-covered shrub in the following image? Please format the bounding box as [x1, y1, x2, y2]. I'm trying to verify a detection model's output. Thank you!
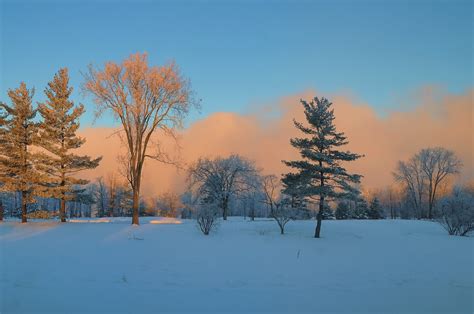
[196, 203, 219, 235]
[437, 189, 474, 236]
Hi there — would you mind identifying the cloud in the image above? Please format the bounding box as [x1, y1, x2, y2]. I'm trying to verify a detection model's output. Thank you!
[77, 87, 473, 197]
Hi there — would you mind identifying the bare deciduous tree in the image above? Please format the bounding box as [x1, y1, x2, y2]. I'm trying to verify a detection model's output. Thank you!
[95, 177, 108, 217]
[262, 174, 281, 217]
[156, 191, 182, 217]
[394, 147, 461, 219]
[394, 157, 426, 218]
[419, 147, 462, 219]
[106, 173, 119, 217]
[187, 154, 258, 220]
[83, 53, 195, 225]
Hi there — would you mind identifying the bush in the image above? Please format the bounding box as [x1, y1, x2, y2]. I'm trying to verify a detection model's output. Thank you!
[437, 189, 474, 236]
[196, 203, 219, 235]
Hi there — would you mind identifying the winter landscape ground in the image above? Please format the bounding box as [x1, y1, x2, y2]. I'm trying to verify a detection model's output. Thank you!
[1, 218, 472, 314]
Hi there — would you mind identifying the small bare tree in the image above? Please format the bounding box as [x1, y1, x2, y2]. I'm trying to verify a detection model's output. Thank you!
[419, 147, 462, 219]
[272, 200, 297, 235]
[106, 172, 118, 217]
[156, 191, 182, 217]
[394, 157, 426, 218]
[95, 177, 108, 217]
[83, 53, 195, 225]
[196, 203, 219, 235]
[262, 174, 281, 217]
[188, 154, 257, 220]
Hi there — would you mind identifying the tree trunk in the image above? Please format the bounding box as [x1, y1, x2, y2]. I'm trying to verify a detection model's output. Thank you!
[315, 167, 324, 238]
[21, 191, 27, 223]
[250, 205, 255, 221]
[315, 196, 323, 238]
[60, 199, 66, 222]
[222, 197, 228, 220]
[109, 197, 114, 217]
[132, 188, 139, 225]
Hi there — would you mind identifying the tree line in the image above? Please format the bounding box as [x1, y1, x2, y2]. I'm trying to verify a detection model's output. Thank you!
[1, 53, 471, 238]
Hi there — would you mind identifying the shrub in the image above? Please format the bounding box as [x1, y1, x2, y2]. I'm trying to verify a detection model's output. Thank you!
[437, 188, 474, 236]
[196, 203, 219, 235]
[271, 202, 296, 235]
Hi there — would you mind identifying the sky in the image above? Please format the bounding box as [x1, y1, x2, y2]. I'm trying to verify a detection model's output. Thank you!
[0, 0, 472, 193]
[1, 0, 472, 127]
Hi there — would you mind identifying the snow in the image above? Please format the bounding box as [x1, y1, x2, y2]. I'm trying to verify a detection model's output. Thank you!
[1, 218, 472, 313]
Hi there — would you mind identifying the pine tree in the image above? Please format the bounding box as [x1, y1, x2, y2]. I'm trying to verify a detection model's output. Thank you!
[353, 198, 369, 219]
[321, 203, 335, 220]
[37, 68, 102, 222]
[335, 201, 351, 220]
[0, 83, 42, 223]
[283, 97, 362, 238]
[368, 197, 382, 219]
[281, 175, 311, 219]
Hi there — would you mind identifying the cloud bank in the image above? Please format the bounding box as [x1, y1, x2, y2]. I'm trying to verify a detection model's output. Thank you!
[78, 88, 473, 197]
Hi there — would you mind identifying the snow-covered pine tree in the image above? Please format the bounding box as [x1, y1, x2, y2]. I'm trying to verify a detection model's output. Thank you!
[320, 203, 335, 220]
[353, 198, 369, 219]
[282, 173, 311, 219]
[368, 197, 382, 219]
[0, 83, 42, 223]
[37, 68, 102, 222]
[335, 201, 352, 220]
[283, 97, 362, 238]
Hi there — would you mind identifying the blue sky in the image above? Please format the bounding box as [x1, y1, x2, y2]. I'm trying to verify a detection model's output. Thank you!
[1, 0, 472, 127]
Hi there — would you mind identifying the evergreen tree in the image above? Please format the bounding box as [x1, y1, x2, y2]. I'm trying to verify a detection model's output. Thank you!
[353, 198, 369, 219]
[320, 203, 335, 220]
[335, 202, 351, 220]
[37, 68, 102, 222]
[368, 197, 383, 219]
[0, 83, 42, 223]
[282, 168, 312, 219]
[283, 97, 362, 238]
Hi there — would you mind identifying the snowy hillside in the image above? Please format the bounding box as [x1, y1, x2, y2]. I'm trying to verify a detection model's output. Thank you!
[1, 218, 472, 313]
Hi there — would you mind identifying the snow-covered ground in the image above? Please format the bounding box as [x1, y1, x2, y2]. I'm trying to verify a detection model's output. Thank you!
[0, 217, 472, 313]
